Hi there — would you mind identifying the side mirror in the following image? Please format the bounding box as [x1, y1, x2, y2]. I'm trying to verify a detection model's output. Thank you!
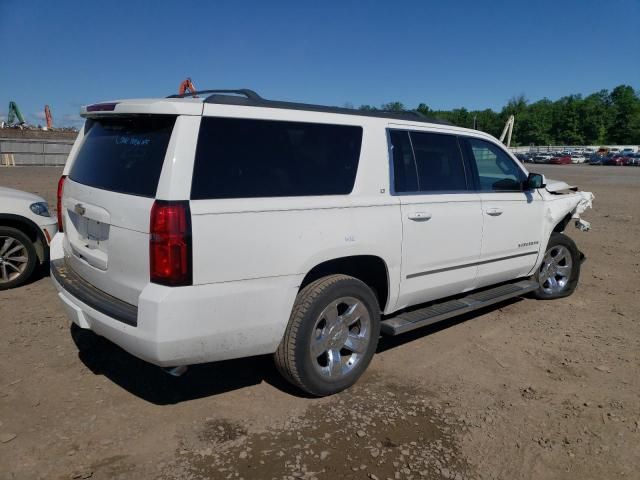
[525, 173, 546, 190]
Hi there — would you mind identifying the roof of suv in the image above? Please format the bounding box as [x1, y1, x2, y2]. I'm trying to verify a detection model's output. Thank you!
[82, 88, 452, 127]
[168, 89, 452, 126]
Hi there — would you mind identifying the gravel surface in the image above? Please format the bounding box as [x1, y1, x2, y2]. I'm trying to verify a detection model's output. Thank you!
[0, 165, 638, 480]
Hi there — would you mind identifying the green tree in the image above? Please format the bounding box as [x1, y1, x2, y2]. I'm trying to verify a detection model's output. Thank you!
[381, 101, 405, 112]
[552, 95, 584, 145]
[352, 85, 640, 145]
[579, 90, 611, 144]
[608, 85, 640, 144]
[517, 99, 554, 145]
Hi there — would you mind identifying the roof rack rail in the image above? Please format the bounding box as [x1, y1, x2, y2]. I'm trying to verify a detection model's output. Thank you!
[167, 89, 263, 101]
[167, 88, 451, 126]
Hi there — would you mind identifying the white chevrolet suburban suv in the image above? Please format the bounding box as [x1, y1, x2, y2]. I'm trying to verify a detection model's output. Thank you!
[51, 89, 594, 396]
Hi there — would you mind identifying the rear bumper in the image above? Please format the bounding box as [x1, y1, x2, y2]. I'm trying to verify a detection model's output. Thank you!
[51, 259, 138, 326]
[50, 236, 301, 367]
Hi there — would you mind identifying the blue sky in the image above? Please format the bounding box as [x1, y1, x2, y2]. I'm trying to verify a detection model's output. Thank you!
[1, 0, 638, 127]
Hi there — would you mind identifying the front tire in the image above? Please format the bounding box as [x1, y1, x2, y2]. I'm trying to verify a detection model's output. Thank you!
[274, 274, 381, 396]
[0, 227, 37, 290]
[533, 232, 581, 299]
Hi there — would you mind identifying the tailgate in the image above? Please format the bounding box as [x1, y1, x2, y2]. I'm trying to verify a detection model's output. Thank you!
[61, 115, 176, 306]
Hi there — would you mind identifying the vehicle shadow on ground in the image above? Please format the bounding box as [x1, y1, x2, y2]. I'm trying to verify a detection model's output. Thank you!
[73, 297, 525, 405]
[73, 327, 306, 405]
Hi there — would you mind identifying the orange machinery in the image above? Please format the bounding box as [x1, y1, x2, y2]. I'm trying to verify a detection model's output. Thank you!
[178, 78, 197, 96]
[44, 105, 53, 129]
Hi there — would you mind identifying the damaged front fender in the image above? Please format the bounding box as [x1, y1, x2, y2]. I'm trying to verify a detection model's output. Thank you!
[541, 180, 594, 234]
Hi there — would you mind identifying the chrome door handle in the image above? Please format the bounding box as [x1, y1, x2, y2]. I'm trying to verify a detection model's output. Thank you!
[486, 208, 503, 216]
[408, 212, 432, 221]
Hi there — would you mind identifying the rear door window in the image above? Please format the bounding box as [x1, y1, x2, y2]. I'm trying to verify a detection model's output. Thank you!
[69, 116, 176, 197]
[191, 117, 363, 199]
[409, 131, 468, 192]
[388, 129, 468, 193]
[389, 130, 418, 193]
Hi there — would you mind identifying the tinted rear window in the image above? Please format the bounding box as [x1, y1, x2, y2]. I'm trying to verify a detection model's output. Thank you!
[69, 116, 176, 197]
[191, 117, 363, 199]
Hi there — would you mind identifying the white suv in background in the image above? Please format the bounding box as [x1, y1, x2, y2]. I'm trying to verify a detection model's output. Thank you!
[0, 187, 57, 289]
[51, 89, 594, 396]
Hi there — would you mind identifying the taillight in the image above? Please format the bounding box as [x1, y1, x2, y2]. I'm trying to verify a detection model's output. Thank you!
[57, 175, 67, 232]
[149, 200, 192, 286]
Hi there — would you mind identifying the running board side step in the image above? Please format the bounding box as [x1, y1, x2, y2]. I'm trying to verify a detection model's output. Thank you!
[381, 280, 538, 336]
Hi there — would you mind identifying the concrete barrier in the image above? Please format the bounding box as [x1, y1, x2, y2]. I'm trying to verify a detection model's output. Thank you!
[0, 137, 73, 166]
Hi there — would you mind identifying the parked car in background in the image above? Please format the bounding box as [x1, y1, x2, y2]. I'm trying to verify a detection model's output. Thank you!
[514, 153, 530, 163]
[589, 156, 605, 165]
[605, 155, 630, 166]
[629, 153, 640, 166]
[550, 154, 572, 165]
[0, 187, 57, 289]
[584, 148, 596, 156]
[621, 148, 636, 156]
[534, 153, 553, 164]
[571, 154, 587, 164]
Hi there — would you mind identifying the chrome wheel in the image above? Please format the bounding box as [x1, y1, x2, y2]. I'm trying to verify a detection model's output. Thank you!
[538, 245, 573, 295]
[0, 235, 29, 284]
[310, 296, 371, 379]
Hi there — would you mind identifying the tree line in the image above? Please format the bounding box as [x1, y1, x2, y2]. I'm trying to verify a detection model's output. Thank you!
[355, 84, 640, 146]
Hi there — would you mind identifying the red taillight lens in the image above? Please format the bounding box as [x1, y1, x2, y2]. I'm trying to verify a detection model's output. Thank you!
[57, 175, 67, 232]
[149, 201, 192, 286]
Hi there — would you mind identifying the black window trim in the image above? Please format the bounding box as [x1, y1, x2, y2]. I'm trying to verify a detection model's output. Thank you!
[386, 128, 472, 196]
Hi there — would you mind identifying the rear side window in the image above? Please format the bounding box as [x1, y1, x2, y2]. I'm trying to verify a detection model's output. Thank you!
[191, 117, 363, 199]
[69, 116, 176, 197]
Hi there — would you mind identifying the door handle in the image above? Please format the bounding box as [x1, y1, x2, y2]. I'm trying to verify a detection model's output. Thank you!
[486, 207, 503, 216]
[408, 212, 432, 221]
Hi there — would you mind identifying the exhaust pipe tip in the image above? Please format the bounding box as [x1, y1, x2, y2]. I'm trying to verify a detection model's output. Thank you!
[162, 365, 188, 377]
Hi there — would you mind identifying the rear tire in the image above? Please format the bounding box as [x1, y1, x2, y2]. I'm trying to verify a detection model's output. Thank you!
[274, 274, 381, 396]
[533, 232, 581, 299]
[0, 227, 37, 290]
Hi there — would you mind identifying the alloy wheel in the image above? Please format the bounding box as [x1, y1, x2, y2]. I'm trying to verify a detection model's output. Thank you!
[538, 245, 573, 295]
[0, 235, 29, 284]
[310, 296, 371, 379]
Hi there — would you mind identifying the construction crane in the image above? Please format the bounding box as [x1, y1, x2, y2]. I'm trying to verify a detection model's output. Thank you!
[178, 77, 197, 96]
[7, 101, 26, 125]
[44, 105, 53, 130]
[499, 115, 515, 148]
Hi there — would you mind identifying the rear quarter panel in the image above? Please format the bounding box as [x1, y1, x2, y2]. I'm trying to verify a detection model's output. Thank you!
[188, 120, 403, 313]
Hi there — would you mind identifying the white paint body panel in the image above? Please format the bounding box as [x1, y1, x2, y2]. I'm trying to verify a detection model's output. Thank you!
[51, 96, 594, 367]
[475, 191, 545, 287]
[397, 194, 482, 309]
[0, 186, 58, 241]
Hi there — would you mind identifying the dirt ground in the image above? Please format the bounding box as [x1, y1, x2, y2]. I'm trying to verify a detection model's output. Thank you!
[0, 165, 638, 480]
